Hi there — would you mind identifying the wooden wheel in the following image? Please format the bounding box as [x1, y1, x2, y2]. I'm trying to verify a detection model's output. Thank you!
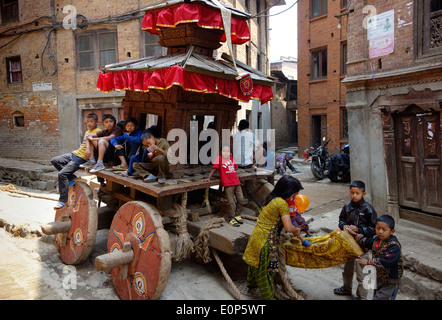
[54, 181, 98, 265]
[107, 201, 171, 300]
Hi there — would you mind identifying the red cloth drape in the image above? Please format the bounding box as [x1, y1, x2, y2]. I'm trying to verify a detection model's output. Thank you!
[96, 66, 273, 104]
[142, 3, 250, 44]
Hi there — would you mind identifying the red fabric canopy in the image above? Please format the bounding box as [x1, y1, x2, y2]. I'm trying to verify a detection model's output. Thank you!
[142, 3, 250, 44]
[96, 65, 273, 104]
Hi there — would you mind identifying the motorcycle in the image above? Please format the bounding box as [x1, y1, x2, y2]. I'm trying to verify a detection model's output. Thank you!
[326, 143, 350, 183]
[304, 139, 351, 182]
[304, 138, 331, 180]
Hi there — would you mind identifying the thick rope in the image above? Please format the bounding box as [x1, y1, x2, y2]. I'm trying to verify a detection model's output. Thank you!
[0, 183, 57, 201]
[171, 202, 195, 261]
[193, 217, 224, 263]
[211, 248, 245, 300]
[275, 232, 304, 300]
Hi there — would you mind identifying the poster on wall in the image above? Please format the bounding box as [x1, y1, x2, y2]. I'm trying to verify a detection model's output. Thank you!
[367, 9, 395, 59]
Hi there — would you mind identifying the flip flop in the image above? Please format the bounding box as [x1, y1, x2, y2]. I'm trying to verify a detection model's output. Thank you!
[229, 219, 240, 227]
[112, 164, 128, 171]
[234, 216, 244, 224]
[54, 201, 66, 210]
[68, 177, 81, 188]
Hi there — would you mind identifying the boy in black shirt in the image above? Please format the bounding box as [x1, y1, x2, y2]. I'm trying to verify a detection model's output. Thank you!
[334, 180, 377, 300]
[348, 214, 404, 300]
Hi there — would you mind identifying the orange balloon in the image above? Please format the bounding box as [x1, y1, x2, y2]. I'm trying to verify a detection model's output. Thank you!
[295, 194, 309, 212]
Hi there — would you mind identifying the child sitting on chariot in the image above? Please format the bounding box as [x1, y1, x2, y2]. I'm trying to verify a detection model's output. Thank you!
[133, 129, 170, 184]
[110, 117, 142, 171]
[80, 114, 122, 173]
[203, 145, 244, 227]
[51, 113, 101, 210]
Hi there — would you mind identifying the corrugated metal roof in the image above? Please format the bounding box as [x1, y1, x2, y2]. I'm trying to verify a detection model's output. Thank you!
[101, 49, 275, 86]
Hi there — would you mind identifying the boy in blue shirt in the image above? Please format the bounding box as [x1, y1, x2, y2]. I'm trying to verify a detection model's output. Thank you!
[110, 117, 142, 171]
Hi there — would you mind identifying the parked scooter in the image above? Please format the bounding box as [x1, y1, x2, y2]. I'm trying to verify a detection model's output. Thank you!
[326, 143, 350, 183]
[304, 138, 331, 180]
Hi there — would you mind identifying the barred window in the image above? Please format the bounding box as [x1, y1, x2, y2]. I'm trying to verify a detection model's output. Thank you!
[1, 0, 19, 24]
[417, 0, 442, 58]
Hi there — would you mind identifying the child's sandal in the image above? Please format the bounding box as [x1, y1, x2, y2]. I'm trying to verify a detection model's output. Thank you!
[234, 216, 244, 224]
[112, 164, 128, 171]
[229, 219, 240, 227]
[68, 177, 81, 188]
[53, 202, 66, 210]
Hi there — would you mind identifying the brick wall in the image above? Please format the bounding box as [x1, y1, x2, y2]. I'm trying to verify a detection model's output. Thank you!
[0, 0, 271, 161]
[297, 0, 348, 156]
[346, 0, 415, 80]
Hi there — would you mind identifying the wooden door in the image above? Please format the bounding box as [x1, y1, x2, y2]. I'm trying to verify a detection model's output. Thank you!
[395, 105, 442, 217]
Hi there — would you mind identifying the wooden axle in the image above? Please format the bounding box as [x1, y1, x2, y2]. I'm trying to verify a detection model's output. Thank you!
[95, 242, 134, 279]
[41, 213, 71, 235]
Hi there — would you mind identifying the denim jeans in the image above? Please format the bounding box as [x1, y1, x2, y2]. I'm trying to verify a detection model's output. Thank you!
[51, 153, 85, 203]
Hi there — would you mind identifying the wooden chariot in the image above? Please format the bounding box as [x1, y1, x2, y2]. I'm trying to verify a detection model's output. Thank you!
[42, 0, 276, 300]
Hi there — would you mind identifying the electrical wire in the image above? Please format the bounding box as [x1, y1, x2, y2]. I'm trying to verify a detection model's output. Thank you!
[41, 28, 58, 76]
[254, 0, 299, 18]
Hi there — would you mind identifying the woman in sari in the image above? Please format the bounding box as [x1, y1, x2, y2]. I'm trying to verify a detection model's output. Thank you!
[242, 175, 304, 300]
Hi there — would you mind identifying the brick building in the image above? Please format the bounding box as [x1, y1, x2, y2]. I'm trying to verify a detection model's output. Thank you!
[343, 1, 442, 228]
[270, 56, 297, 149]
[297, 0, 349, 156]
[0, 0, 276, 161]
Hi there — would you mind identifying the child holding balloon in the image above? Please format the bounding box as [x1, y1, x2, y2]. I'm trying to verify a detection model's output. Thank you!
[287, 192, 312, 246]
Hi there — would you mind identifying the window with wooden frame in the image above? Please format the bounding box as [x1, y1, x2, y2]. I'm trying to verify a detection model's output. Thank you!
[341, 42, 347, 76]
[6, 56, 22, 84]
[1, 0, 19, 24]
[311, 0, 327, 18]
[416, 0, 442, 59]
[77, 31, 117, 69]
[311, 47, 327, 79]
[12, 111, 24, 127]
[341, 0, 348, 9]
[144, 32, 162, 57]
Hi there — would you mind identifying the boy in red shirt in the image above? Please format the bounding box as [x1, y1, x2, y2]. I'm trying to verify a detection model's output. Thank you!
[203, 145, 244, 227]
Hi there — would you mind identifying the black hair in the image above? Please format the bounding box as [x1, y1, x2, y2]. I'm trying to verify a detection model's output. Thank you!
[146, 125, 160, 138]
[264, 175, 304, 206]
[263, 140, 270, 151]
[238, 119, 249, 131]
[86, 113, 98, 121]
[102, 113, 116, 124]
[349, 180, 365, 192]
[116, 120, 125, 130]
[124, 117, 137, 127]
[141, 130, 155, 142]
[377, 214, 395, 230]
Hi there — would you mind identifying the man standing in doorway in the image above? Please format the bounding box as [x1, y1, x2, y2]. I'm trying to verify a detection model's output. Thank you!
[232, 119, 261, 168]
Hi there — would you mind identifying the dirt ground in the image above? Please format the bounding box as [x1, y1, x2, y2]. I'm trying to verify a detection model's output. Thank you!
[0, 159, 352, 300]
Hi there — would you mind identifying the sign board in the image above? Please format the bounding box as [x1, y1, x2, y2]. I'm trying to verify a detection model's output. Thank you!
[367, 9, 394, 59]
[33, 82, 53, 91]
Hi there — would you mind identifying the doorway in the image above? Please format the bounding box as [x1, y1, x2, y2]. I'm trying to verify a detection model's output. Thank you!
[394, 105, 442, 226]
[311, 114, 327, 147]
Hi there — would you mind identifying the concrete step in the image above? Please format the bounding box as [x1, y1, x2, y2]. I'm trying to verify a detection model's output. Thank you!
[304, 209, 442, 299]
